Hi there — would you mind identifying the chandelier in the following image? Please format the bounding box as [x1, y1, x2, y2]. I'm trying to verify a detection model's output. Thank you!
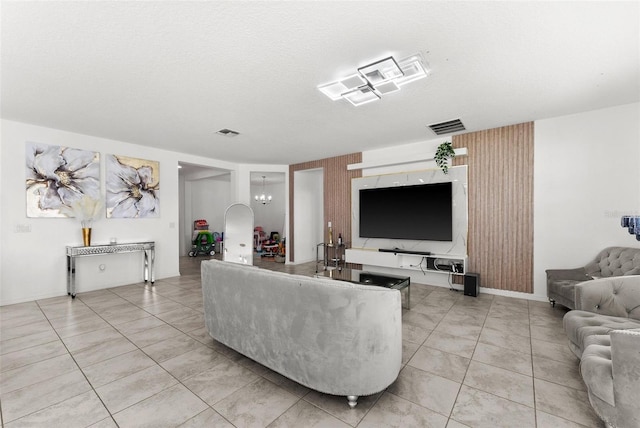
[255, 176, 272, 205]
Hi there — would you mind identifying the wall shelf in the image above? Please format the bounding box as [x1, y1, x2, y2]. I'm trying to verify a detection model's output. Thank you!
[347, 147, 467, 171]
[346, 248, 467, 275]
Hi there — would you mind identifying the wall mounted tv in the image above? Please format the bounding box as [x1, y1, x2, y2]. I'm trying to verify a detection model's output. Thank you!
[359, 182, 452, 241]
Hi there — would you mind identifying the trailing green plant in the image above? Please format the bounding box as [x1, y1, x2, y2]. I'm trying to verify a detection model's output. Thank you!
[434, 141, 455, 174]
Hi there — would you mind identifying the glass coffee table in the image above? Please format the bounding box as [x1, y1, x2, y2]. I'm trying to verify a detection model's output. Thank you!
[317, 268, 410, 309]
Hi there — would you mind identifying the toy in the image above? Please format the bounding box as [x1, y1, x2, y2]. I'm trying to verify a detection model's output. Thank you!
[188, 219, 216, 257]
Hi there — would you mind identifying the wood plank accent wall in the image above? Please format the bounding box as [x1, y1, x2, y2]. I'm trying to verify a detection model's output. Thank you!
[452, 122, 534, 293]
[289, 153, 362, 262]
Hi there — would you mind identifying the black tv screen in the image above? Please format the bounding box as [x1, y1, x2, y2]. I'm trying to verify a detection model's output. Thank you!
[359, 182, 452, 241]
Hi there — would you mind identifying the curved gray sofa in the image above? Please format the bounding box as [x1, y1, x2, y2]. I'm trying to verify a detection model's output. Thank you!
[201, 259, 402, 408]
[547, 247, 640, 309]
[562, 275, 640, 427]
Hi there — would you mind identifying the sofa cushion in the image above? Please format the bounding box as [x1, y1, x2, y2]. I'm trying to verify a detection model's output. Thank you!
[581, 344, 614, 406]
[563, 311, 640, 357]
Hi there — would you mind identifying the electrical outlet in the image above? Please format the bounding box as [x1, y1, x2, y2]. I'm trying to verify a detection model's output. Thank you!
[14, 224, 31, 233]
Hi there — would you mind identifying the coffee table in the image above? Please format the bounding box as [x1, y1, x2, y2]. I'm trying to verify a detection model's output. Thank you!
[318, 268, 410, 309]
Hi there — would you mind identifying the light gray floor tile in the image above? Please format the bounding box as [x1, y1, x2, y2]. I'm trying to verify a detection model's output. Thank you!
[96, 365, 178, 413]
[359, 392, 448, 428]
[0, 319, 54, 342]
[0, 370, 91, 423]
[169, 313, 205, 333]
[303, 390, 382, 427]
[451, 385, 536, 428]
[160, 345, 225, 381]
[387, 365, 460, 415]
[0, 329, 59, 355]
[531, 338, 579, 366]
[87, 417, 119, 428]
[213, 378, 298, 428]
[408, 346, 471, 383]
[536, 410, 600, 428]
[4, 390, 109, 428]
[61, 326, 125, 353]
[53, 316, 111, 339]
[178, 408, 234, 427]
[141, 333, 204, 363]
[403, 324, 432, 345]
[483, 316, 531, 338]
[425, 331, 477, 359]
[0, 353, 78, 394]
[0, 340, 68, 372]
[116, 315, 166, 335]
[125, 324, 183, 348]
[533, 355, 586, 391]
[182, 358, 259, 406]
[262, 369, 311, 398]
[269, 399, 350, 428]
[82, 349, 157, 388]
[402, 340, 421, 366]
[113, 383, 208, 428]
[479, 327, 532, 354]
[72, 336, 138, 368]
[530, 324, 567, 345]
[534, 378, 602, 427]
[463, 360, 534, 407]
[472, 342, 532, 376]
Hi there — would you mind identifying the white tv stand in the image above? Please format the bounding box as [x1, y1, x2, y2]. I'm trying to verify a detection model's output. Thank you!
[346, 248, 467, 275]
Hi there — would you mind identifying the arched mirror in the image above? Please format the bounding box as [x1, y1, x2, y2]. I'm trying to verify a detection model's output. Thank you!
[223, 203, 254, 265]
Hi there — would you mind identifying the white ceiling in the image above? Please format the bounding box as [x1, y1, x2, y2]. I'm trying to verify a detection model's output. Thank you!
[2, 1, 639, 165]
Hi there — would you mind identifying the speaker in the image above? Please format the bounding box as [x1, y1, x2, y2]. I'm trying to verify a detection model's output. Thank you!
[464, 273, 480, 297]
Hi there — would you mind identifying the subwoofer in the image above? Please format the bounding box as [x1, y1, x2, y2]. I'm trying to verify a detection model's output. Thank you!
[464, 273, 479, 297]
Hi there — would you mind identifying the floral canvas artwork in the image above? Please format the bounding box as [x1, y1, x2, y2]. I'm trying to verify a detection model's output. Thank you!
[25, 142, 100, 218]
[106, 154, 160, 218]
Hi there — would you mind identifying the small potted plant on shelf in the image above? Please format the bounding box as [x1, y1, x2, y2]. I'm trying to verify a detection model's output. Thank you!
[434, 141, 455, 174]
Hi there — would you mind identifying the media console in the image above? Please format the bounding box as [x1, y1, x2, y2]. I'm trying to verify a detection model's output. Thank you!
[346, 248, 466, 275]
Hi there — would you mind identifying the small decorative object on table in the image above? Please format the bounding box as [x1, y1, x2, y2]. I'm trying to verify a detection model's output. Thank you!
[62, 195, 103, 246]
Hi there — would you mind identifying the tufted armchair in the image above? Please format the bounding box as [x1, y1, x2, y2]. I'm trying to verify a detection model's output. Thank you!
[562, 275, 640, 428]
[563, 275, 640, 358]
[546, 247, 640, 309]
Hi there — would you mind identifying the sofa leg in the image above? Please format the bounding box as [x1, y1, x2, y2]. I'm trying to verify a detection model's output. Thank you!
[347, 395, 358, 408]
[549, 299, 556, 308]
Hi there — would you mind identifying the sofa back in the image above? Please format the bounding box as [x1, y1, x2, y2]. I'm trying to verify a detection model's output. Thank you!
[585, 247, 640, 278]
[575, 275, 640, 320]
[201, 259, 402, 397]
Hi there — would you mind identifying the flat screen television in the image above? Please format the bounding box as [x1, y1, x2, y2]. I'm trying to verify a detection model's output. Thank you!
[359, 182, 452, 241]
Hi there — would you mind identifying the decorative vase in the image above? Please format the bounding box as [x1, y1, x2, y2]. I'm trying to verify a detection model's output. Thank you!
[82, 227, 92, 247]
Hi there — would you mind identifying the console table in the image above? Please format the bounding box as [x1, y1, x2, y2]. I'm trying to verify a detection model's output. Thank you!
[66, 241, 155, 298]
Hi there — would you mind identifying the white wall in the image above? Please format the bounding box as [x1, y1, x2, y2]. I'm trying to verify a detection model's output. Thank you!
[533, 102, 640, 299]
[0, 120, 238, 305]
[185, 175, 231, 246]
[293, 169, 323, 264]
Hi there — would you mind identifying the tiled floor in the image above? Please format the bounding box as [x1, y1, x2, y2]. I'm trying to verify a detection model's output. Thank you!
[0, 256, 604, 427]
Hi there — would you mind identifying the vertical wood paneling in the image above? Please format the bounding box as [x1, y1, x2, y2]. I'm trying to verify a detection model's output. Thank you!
[453, 123, 534, 293]
[289, 153, 362, 262]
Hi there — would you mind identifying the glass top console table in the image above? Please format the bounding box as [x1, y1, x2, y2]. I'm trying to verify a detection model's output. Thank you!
[65, 241, 155, 298]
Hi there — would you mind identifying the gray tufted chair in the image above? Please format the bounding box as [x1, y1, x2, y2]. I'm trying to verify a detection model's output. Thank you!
[546, 247, 640, 309]
[563, 275, 640, 428]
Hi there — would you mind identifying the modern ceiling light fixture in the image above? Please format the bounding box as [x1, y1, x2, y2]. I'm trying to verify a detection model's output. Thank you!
[254, 176, 272, 205]
[318, 53, 429, 106]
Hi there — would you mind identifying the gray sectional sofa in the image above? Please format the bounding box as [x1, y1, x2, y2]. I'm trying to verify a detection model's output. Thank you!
[547, 246, 640, 309]
[201, 259, 402, 408]
[563, 275, 640, 428]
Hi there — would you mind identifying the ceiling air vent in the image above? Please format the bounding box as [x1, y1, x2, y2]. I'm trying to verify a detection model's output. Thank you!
[216, 128, 240, 137]
[428, 119, 466, 135]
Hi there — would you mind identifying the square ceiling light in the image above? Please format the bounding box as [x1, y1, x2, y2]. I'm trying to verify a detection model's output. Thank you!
[318, 53, 428, 106]
[342, 85, 380, 106]
[318, 74, 366, 100]
[358, 57, 404, 86]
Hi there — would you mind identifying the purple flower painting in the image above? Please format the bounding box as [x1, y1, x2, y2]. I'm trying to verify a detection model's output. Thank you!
[25, 142, 100, 218]
[106, 154, 160, 218]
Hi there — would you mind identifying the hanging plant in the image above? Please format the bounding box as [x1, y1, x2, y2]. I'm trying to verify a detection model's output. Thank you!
[434, 141, 455, 174]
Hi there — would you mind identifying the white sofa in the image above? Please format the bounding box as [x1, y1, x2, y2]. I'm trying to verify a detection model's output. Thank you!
[201, 259, 402, 408]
